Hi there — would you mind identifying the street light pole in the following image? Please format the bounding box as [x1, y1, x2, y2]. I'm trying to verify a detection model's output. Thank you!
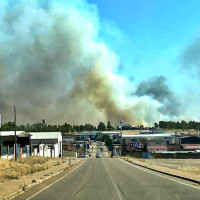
[14, 106, 17, 161]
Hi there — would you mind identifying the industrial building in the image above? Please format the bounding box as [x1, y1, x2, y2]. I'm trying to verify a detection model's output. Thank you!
[0, 131, 63, 159]
[121, 132, 200, 158]
[0, 131, 31, 159]
[29, 132, 63, 157]
[77, 131, 100, 140]
[122, 133, 173, 152]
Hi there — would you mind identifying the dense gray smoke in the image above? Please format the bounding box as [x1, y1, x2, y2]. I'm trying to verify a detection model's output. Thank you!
[135, 76, 180, 116]
[0, 0, 189, 126]
[71, 69, 139, 125]
[0, 0, 140, 125]
[181, 38, 200, 74]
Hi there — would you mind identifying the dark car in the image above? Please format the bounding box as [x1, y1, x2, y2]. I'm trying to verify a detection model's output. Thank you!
[96, 153, 101, 158]
[78, 153, 82, 158]
[81, 153, 86, 158]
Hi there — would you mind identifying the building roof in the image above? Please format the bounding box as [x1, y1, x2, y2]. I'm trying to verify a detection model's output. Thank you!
[147, 145, 167, 150]
[121, 124, 132, 127]
[177, 135, 199, 139]
[78, 131, 99, 136]
[167, 145, 181, 151]
[140, 130, 152, 134]
[122, 133, 172, 139]
[29, 132, 61, 140]
[0, 131, 29, 137]
[182, 144, 200, 150]
[102, 131, 121, 134]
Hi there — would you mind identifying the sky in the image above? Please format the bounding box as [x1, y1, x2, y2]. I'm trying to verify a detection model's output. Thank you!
[88, 0, 200, 92]
[1, 0, 200, 126]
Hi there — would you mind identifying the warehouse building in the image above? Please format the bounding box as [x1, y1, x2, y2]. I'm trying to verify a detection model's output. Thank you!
[122, 133, 173, 154]
[0, 131, 31, 159]
[78, 131, 100, 140]
[29, 132, 63, 157]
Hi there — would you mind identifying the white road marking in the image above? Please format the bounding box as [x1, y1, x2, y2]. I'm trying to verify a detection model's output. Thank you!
[102, 158, 125, 200]
[26, 161, 85, 200]
[120, 159, 200, 190]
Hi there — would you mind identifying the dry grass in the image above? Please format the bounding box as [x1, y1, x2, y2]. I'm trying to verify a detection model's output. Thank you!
[143, 159, 200, 175]
[121, 130, 141, 135]
[0, 157, 60, 183]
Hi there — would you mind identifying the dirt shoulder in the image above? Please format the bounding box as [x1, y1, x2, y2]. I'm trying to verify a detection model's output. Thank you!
[0, 157, 82, 200]
[121, 157, 200, 182]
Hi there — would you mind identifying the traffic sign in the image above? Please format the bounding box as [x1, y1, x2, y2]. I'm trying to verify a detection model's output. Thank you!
[133, 142, 139, 148]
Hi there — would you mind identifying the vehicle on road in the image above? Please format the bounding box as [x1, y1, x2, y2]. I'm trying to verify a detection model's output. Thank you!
[96, 153, 101, 158]
[82, 153, 86, 158]
[78, 153, 82, 158]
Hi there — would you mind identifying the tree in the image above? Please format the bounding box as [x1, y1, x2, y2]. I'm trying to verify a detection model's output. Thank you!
[154, 122, 158, 128]
[181, 120, 187, 131]
[107, 121, 115, 131]
[102, 135, 113, 151]
[85, 123, 96, 131]
[97, 122, 106, 131]
[80, 125, 85, 132]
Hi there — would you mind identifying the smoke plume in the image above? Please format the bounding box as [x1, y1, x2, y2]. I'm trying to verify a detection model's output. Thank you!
[71, 68, 140, 124]
[181, 38, 200, 75]
[135, 76, 180, 116]
[0, 0, 140, 125]
[0, 0, 187, 126]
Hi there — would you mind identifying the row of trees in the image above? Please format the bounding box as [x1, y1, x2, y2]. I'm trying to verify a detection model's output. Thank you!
[0, 121, 116, 133]
[158, 120, 200, 131]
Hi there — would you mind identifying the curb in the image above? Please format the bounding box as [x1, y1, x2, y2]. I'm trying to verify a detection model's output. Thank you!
[122, 158, 200, 185]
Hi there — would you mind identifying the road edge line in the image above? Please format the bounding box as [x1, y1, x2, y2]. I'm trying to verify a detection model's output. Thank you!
[26, 160, 85, 200]
[120, 158, 200, 189]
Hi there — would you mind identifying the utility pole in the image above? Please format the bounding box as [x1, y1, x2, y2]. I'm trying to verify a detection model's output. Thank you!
[84, 137, 86, 153]
[14, 106, 17, 161]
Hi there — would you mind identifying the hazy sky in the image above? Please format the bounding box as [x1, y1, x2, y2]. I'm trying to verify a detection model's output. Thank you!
[88, 0, 200, 93]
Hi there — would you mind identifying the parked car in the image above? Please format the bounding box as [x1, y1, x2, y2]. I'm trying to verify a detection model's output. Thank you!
[78, 153, 82, 158]
[96, 153, 101, 158]
[81, 153, 86, 158]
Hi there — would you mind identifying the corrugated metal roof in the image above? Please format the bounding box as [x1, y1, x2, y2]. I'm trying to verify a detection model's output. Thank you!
[102, 131, 121, 134]
[78, 131, 99, 136]
[29, 132, 61, 140]
[148, 145, 167, 150]
[122, 134, 172, 138]
[0, 131, 27, 136]
[167, 145, 181, 151]
[182, 144, 200, 150]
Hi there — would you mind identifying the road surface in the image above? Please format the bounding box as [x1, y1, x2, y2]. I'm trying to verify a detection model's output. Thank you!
[28, 155, 200, 200]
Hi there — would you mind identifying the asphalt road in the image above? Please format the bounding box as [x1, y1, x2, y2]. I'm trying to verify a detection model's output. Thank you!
[29, 154, 200, 200]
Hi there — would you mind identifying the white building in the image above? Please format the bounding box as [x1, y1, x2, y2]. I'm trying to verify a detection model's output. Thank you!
[29, 132, 62, 157]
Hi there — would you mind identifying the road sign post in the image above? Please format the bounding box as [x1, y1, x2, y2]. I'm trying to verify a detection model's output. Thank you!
[133, 142, 139, 148]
